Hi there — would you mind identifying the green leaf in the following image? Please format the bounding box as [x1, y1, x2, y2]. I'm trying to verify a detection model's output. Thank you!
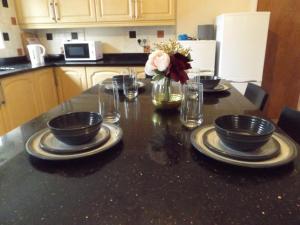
[154, 69, 166, 76]
[152, 74, 164, 81]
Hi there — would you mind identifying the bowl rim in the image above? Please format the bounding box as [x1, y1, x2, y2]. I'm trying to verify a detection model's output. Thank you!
[194, 75, 221, 81]
[47, 112, 102, 132]
[214, 114, 275, 137]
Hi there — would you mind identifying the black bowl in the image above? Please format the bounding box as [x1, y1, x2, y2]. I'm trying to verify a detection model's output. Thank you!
[214, 115, 275, 151]
[194, 76, 221, 89]
[47, 112, 102, 145]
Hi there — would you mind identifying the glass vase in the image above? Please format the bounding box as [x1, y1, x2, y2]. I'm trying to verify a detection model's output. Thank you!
[152, 77, 182, 110]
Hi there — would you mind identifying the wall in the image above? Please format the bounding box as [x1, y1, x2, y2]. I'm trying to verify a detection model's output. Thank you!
[0, 0, 257, 57]
[0, 0, 24, 57]
[176, 0, 257, 37]
[35, 26, 176, 55]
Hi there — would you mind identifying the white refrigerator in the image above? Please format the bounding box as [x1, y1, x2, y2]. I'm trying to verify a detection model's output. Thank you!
[215, 12, 270, 94]
[179, 40, 216, 78]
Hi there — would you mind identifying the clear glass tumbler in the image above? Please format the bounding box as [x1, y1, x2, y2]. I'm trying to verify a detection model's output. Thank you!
[98, 81, 120, 123]
[180, 81, 204, 128]
[123, 73, 138, 100]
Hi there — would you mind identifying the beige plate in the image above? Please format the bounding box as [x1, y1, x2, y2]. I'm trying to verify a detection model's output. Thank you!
[203, 84, 231, 93]
[26, 123, 123, 160]
[191, 125, 298, 168]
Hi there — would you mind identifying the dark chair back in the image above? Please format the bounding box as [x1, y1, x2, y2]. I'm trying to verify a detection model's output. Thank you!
[244, 83, 268, 110]
[278, 107, 300, 144]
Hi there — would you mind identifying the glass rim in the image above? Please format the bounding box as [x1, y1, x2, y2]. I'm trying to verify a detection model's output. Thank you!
[184, 80, 203, 86]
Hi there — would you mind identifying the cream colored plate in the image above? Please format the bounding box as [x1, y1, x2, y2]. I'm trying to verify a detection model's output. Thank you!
[203, 84, 231, 93]
[26, 123, 123, 160]
[191, 125, 298, 168]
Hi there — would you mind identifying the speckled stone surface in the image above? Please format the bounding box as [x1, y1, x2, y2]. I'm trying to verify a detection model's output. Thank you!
[0, 53, 148, 78]
[0, 81, 299, 225]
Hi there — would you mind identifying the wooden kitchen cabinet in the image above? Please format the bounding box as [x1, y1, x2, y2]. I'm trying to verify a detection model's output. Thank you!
[15, 0, 56, 25]
[135, 67, 146, 79]
[33, 68, 58, 113]
[86, 67, 145, 88]
[0, 73, 40, 131]
[55, 67, 88, 103]
[86, 67, 124, 87]
[55, 0, 96, 23]
[136, 0, 175, 21]
[15, 0, 96, 27]
[0, 108, 7, 136]
[96, 0, 175, 24]
[96, 0, 133, 21]
[15, 0, 174, 28]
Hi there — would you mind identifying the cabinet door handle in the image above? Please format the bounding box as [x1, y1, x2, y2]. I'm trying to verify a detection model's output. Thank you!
[129, 0, 134, 19]
[135, 0, 138, 19]
[49, 1, 56, 21]
[54, 1, 60, 21]
[0, 82, 6, 105]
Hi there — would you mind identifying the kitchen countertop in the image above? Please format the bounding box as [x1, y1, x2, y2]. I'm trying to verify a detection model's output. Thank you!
[0, 53, 148, 78]
[0, 81, 299, 225]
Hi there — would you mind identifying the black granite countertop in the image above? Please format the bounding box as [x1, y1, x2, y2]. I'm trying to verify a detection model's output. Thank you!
[0, 53, 148, 78]
[0, 81, 299, 225]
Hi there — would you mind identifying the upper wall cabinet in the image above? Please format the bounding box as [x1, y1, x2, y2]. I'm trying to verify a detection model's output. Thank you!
[15, 0, 97, 27]
[16, 0, 175, 28]
[96, 0, 134, 21]
[96, 0, 175, 23]
[136, 0, 175, 21]
[55, 0, 96, 23]
[15, 0, 56, 24]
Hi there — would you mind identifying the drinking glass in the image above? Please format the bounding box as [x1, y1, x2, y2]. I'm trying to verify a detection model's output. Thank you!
[98, 81, 120, 123]
[180, 81, 204, 128]
[123, 69, 138, 100]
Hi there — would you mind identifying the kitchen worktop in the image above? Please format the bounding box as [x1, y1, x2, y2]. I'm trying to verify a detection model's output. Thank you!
[0, 53, 148, 78]
[0, 81, 299, 225]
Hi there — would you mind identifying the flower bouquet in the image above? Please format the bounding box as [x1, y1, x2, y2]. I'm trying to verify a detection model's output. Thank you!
[145, 40, 192, 109]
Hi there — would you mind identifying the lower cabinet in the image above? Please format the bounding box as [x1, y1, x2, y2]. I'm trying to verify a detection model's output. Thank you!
[55, 67, 88, 103]
[0, 68, 58, 135]
[86, 66, 145, 87]
[86, 67, 125, 87]
[0, 109, 6, 136]
[135, 67, 146, 79]
[33, 68, 59, 113]
[0, 72, 41, 132]
[0, 65, 145, 136]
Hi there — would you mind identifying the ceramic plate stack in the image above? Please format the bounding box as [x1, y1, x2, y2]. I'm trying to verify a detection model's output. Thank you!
[26, 123, 123, 160]
[191, 125, 298, 168]
[203, 84, 231, 93]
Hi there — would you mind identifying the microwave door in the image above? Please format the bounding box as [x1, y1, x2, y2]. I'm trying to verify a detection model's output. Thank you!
[65, 44, 90, 60]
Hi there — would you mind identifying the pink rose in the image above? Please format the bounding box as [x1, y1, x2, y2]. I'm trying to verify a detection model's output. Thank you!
[144, 50, 170, 75]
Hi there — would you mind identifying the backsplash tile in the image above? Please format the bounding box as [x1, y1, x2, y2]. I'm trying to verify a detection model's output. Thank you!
[2, 32, 9, 41]
[157, 30, 164, 38]
[37, 26, 175, 54]
[129, 30, 136, 38]
[10, 16, 16, 25]
[0, 0, 24, 57]
[17, 47, 23, 56]
[2, 0, 8, 8]
[46, 33, 53, 40]
[71, 32, 78, 40]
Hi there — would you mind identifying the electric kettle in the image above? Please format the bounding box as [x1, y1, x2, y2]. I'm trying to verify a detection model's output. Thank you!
[27, 44, 46, 66]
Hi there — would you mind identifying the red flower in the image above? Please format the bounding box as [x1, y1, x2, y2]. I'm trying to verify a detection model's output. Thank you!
[166, 53, 191, 84]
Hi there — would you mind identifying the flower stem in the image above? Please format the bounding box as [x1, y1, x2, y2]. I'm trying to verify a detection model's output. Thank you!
[163, 77, 171, 101]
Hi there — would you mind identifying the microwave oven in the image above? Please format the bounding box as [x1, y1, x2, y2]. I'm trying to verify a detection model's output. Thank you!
[63, 41, 103, 61]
